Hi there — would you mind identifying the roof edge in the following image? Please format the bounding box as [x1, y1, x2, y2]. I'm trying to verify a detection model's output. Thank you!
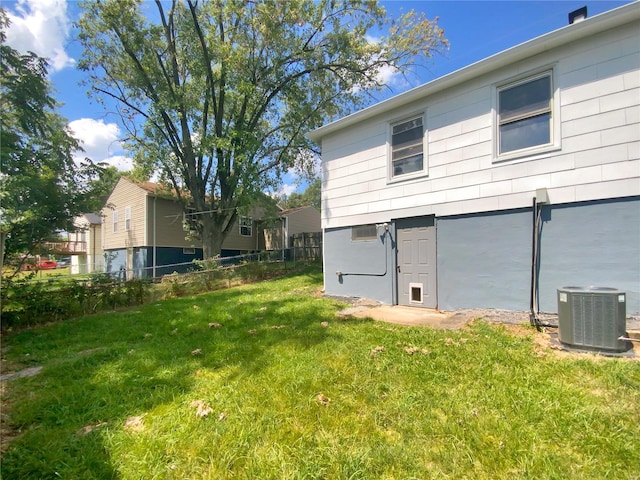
[307, 2, 640, 142]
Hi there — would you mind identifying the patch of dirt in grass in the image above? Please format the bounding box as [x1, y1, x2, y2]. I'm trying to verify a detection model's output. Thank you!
[498, 323, 639, 362]
[0, 382, 19, 457]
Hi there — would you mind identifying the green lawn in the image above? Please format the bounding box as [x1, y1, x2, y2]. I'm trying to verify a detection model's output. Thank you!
[1, 265, 639, 479]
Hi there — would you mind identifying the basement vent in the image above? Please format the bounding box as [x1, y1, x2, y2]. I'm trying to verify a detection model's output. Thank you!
[557, 286, 630, 353]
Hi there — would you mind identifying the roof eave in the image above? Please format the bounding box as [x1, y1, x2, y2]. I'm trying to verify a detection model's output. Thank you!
[307, 2, 640, 143]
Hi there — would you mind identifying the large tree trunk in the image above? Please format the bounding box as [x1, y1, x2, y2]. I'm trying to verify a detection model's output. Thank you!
[201, 221, 224, 259]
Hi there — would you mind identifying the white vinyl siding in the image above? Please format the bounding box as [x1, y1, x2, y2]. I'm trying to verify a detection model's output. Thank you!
[497, 71, 553, 156]
[319, 20, 639, 229]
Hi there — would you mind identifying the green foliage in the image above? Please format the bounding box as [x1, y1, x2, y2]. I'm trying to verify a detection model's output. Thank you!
[0, 10, 101, 265]
[76, 0, 447, 257]
[1, 267, 639, 479]
[278, 177, 321, 210]
[0, 274, 152, 329]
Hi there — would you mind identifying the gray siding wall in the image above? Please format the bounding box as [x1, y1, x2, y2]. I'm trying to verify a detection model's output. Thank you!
[323, 226, 395, 304]
[537, 197, 640, 313]
[437, 197, 640, 313]
[437, 209, 532, 311]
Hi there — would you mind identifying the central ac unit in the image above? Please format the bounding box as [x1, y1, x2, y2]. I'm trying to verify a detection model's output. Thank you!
[557, 286, 630, 353]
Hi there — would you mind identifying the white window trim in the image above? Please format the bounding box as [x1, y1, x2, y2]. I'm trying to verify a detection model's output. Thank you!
[124, 206, 131, 231]
[112, 210, 119, 233]
[387, 112, 428, 183]
[239, 216, 252, 237]
[493, 65, 561, 163]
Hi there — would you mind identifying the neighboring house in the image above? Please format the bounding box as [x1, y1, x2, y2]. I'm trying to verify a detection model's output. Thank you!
[101, 177, 270, 277]
[69, 213, 104, 274]
[264, 206, 322, 250]
[309, 4, 640, 313]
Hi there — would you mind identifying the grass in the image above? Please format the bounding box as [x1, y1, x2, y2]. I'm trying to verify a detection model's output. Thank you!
[1, 264, 639, 479]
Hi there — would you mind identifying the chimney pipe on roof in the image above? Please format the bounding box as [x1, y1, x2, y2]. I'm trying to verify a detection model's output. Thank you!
[569, 6, 588, 24]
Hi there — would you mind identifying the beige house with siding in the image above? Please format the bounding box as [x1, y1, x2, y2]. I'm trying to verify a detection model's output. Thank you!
[102, 177, 271, 278]
[68, 213, 104, 274]
[264, 206, 321, 250]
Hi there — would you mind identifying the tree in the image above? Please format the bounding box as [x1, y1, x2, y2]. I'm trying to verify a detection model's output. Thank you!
[0, 10, 100, 273]
[278, 177, 321, 211]
[77, 0, 447, 258]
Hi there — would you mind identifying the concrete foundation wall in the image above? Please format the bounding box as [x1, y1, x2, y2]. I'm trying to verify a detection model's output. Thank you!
[323, 197, 640, 313]
[323, 226, 395, 304]
[537, 197, 640, 313]
[437, 209, 532, 311]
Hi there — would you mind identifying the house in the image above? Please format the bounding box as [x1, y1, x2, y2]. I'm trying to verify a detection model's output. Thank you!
[101, 177, 271, 277]
[264, 206, 322, 250]
[308, 4, 640, 314]
[69, 213, 104, 274]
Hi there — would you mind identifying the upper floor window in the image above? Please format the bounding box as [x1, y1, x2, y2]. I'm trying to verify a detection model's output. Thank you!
[239, 216, 252, 237]
[497, 71, 553, 156]
[124, 206, 131, 231]
[391, 115, 424, 179]
[112, 210, 119, 233]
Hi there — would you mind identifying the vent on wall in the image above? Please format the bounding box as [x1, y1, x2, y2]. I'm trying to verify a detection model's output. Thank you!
[557, 287, 630, 353]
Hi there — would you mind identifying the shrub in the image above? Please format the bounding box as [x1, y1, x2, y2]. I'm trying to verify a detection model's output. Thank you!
[0, 275, 152, 330]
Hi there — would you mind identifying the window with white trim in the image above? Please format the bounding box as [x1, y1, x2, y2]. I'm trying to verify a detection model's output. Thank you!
[390, 115, 424, 178]
[351, 224, 378, 241]
[497, 71, 553, 156]
[239, 216, 252, 237]
[112, 210, 119, 233]
[124, 206, 131, 231]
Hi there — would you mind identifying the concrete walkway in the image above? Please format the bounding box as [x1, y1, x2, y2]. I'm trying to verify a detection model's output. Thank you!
[340, 305, 470, 329]
[337, 301, 640, 339]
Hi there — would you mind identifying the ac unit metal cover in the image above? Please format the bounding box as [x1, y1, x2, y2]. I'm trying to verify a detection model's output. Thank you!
[557, 287, 630, 353]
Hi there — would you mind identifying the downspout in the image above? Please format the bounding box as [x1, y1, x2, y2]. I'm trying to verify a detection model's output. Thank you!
[529, 189, 554, 330]
[529, 196, 539, 327]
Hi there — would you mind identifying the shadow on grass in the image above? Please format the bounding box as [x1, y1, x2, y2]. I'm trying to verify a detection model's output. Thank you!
[0, 267, 359, 478]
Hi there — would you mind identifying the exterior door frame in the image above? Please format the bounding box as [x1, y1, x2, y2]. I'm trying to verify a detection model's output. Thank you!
[395, 216, 437, 308]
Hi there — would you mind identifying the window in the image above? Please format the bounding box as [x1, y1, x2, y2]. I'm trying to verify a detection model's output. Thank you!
[239, 216, 252, 236]
[391, 115, 424, 178]
[351, 224, 378, 241]
[124, 207, 131, 231]
[497, 71, 553, 156]
[112, 210, 119, 233]
[183, 248, 195, 255]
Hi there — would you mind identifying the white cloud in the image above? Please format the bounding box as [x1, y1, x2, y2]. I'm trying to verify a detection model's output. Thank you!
[68, 118, 132, 171]
[277, 184, 298, 197]
[5, 0, 74, 72]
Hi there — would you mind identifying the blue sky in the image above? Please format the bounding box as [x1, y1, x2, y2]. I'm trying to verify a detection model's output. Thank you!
[3, 0, 634, 195]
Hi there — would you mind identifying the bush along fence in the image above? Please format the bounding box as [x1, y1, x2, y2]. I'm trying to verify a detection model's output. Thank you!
[0, 254, 322, 330]
[0, 273, 151, 329]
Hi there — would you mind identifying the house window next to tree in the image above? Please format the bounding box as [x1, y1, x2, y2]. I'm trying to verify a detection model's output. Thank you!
[125, 206, 131, 231]
[239, 216, 252, 236]
[389, 115, 425, 180]
[113, 210, 119, 233]
[497, 70, 558, 159]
